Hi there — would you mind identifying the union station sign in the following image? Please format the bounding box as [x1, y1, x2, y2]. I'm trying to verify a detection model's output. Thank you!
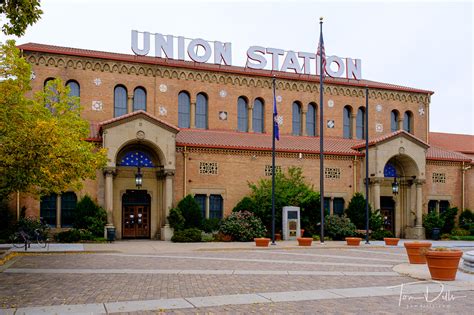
[131, 30, 362, 80]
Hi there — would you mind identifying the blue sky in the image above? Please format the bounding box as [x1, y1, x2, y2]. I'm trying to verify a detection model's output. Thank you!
[3, 0, 473, 134]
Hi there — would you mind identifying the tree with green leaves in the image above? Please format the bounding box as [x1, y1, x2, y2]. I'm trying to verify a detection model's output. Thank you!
[1, 0, 43, 36]
[345, 192, 372, 229]
[0, 40, 107, 199]
[238, 166, 321, 235]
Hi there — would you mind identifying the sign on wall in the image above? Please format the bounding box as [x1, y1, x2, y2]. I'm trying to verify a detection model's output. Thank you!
[131, 30, 362, 80]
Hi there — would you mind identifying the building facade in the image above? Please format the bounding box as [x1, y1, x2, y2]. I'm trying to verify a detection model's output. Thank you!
[16, 43, 474, 240]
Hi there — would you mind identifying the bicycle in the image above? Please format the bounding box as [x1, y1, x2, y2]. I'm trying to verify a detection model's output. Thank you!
[10, 227, 48, 251]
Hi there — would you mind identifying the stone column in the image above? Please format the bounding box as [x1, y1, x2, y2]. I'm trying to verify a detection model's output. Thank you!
[104, 168, 116, 226]
[372, 178, 381, 210]
[190, 101, 196, 128]
[329, 197, 334, 215]
[301, 108, 307, 136]
[128, 94, 134, 113]
[205, 194, 210, 219]
[248, 104, 254, 132]
[161, 170, 175, 241]
[398, 117, 403, 131]
[415, 180, 423, 227]
[351, 113, 357, 139]
[56, 195, 61, 228]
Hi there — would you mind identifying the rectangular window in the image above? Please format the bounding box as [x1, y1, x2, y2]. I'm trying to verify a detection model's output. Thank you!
[432, 173, 446, 183]
[325, 168, 341, 179]
[40, 194, 57, 226]
[333, 198, 345, 216]
[439, 200, 450, 214]
[428, 200, 437, 213]
[60, 192, 77, 227]
[194, 194, 206, 219]
[209, 195, 223, 219]
[265, 165, 282, 176]
[323, 197, 331, 216]
[199, 162, 218, 175]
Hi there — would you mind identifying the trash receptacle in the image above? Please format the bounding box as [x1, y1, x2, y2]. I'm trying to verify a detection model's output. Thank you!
[106, 227, 116, 242]
[431, 228, 441, 240]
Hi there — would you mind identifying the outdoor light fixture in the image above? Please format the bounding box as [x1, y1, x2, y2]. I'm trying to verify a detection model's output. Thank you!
[392, 177, 399, 195]
[135, 167, 143, 189]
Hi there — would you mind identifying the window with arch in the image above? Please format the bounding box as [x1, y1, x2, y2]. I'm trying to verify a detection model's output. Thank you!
[44, 77, 58, 110]
[133, 87, 146, 111]
[195, 93, 208, 129]
[114, 85, 128, 117]
[391, 110, 399, 132]
[343, 106, 352, 139]
[292, 101, 302, 136]
[306, 103, 317, 136]
[66, 80, 80, 98]
[253, 98, 264, 133]
[403, 111, 413, 133]
[40, 194, 57, 226]
[178, 91, 191, 128]
[237, 96, 248, 132]
[356, 107, 365, 139]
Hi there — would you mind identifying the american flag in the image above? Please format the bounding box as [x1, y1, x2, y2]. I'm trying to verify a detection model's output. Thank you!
[317, 32, 326, 77]
[272, 79, 280, 141]
[120, 151, 154, 167]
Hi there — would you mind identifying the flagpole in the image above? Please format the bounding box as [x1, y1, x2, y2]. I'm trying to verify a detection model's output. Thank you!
[271, 77, 277, 245]
[365, 86, 370, 244]
[319, 17, 325, 244]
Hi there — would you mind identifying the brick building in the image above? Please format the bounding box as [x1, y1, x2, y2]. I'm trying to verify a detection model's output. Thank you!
[16, 43, 473, 240]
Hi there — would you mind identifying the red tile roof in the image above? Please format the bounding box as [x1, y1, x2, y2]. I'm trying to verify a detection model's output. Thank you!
[426, 146, 471, 162]
[99, 110, 179, 133]
[429, 132, 474, 155]
[176, 129, 362, 156]
[352, 130, 429, 150]
[18, 42, 434, 95]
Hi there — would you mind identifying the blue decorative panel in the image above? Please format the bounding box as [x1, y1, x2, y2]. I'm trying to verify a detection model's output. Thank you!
[384, 163, 397, 178]
[119, 151, 154, 167]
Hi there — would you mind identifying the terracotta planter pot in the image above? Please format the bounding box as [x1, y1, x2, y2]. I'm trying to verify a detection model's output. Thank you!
[297, 237, 313, 246]
[384, 238, 400, 246]
[345, 237, 362, 246]
[425, 250, 463, 281]
[404, 242, 432, 264]
[274, 233, 282, 241]
[254, 238, 271, 247]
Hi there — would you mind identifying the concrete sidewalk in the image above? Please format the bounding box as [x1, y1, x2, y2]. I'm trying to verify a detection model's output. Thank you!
[2, 239, 473, 254]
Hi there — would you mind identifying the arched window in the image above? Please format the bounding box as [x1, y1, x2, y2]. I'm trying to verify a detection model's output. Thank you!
[178, 91, 191, 128]
[306, 103, 317, 136]
[61, 192, 77, 227]
[253, 98, 264, 133]
[292, 101, 302, 136]
[133, 87, 146, 111]
[343, 106, 352, 139]
[237, 97, 248, 132]
[404, 111, 413, 133]
[391, 110, 399, 132]
[44, 78, 58, 110]
[66, 80, 80, 98]
[118, 150, 155, 167]
[195, 93, 208, 129]
[114, 85, 128, 117]
[356, 107, 365, 139]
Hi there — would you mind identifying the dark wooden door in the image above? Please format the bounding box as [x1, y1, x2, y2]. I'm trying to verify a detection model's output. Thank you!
[122, 205, 150, 238]
[380, 196, 395, 235]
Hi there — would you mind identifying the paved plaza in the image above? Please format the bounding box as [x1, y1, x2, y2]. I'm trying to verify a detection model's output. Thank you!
[0, 241, 473, 314]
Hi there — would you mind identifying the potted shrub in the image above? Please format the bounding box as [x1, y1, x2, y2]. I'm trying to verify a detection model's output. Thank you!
[345, 237, 362, 246]
[425, 247, 463, 281]
[297, 237, 313, 246]
[254, 237, 271, 247]
[384, 237, 400, 246]
[404, 241, 432, 264]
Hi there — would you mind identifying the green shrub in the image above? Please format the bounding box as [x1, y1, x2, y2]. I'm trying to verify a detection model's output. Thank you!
[345, 193, 371, 229]
[55, 229, 81, 243]
[202, 218, 221, 233]
[423, 212, 444, 239]
[219, 211, 266, 241]
[0, 200, 14, 240]
[449, 235, 474, 241]
[171, 228, 202, 242]
[16, 217, 49, 240]
[73, 195, 107, 237]
[324, 215, 356, 240]
[441, 233, 451, 240]
[371, 229, 394, 240]
[177, 195, 203, 229]
[201, 232, 215, 242]
[369, 210, 383, 231]
[232, 196, 255, 213]
[440, 207, 458, 234]
[459, 209, 473, 230]
[168, 207, 185, 231]
[451, 227, 470, 236]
